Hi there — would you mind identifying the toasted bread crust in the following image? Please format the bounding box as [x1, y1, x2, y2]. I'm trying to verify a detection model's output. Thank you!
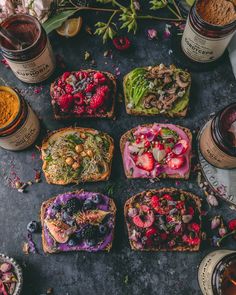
[50, 70, 116, 120]
[120, 124, 192, 180]
[123, 67, 190, 117]
[41, 127, 114, 185]
[41, 190, 117, 254]
[124, 188, 202, 252]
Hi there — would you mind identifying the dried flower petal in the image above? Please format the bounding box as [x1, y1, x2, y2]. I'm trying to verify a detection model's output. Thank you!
[147, 29, 157, 40]
[211, 235, 220, 247]
[206, 194, 219, 207]
[211, 216, 221, 230]
[163, 24, 171, 39]
[219, 226, 227, 237]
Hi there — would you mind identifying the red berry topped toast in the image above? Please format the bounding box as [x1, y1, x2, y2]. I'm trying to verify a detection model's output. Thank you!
[124, 188, 201, 251]
[120, 123, 192, 180]
[50, 70, 116, 119]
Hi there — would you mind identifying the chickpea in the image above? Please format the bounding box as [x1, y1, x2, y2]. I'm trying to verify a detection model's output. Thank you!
[65, 157, 74, 166]
[75, 144, 83, 154]
[80, 151, 87, 157]
[72, 162, 80, 170]
[86, 149, 93, 157]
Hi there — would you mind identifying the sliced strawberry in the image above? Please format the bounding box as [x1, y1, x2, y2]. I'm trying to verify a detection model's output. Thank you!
[188, 207, 194, 216]
[58, 94, 73, 110]
[151, 195, 160, 208]
[65, 84, 74, 94]
[90, 93, 105, 109]
[155, 142, 164, 150]
[73, 92, 84, 105]
[162, 194, 173, 201]
[135, 152, 154, 172]
[144, 141, 151, 148]
[85, 83, 95, 93]
[132, 205, 154, 228]
[167, 155, 185, 170]
[165, 146, 172, 154]
[146, 227, 157, 238]
[0, 281, 8, 295]
[61, 71, 71, 82]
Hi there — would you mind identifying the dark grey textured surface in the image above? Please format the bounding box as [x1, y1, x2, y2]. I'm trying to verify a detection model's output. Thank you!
[0, 14, 236, 295]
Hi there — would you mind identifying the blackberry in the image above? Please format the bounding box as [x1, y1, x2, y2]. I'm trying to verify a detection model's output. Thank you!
[81, 225, 98, 240]
[27, 221, 39, 233]
[98, 224, 108, 236]
[64, 198, 82, 215]
[92, 194, 102, 204]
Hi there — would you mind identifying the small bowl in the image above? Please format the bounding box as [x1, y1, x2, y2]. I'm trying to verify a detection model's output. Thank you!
[0, 253, 23, 295]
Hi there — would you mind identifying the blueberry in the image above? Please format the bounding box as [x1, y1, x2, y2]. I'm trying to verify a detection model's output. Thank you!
[86, 239, 97, 247]
[27, 221, 39, 233]
[83, 199, 95, 210]
[92, 194, 102, 204]
[99, 224, 108, 236]
[68, 238, 78, 247]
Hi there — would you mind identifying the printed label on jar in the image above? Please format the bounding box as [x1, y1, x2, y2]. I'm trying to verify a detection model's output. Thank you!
[181, 17, 235, 62]
[0, 104, 40, 151]
[199, 120, 236, 169]
[5, 39, 55, 83]
[198, 250, 236, 295]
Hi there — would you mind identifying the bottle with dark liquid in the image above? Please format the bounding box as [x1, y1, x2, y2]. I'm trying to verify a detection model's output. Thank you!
[0, 14, 55, 83]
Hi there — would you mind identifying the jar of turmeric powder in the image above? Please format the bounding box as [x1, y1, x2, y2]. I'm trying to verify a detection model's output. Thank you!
[0, 86, 40, 150]
[181, 0, 236, 63]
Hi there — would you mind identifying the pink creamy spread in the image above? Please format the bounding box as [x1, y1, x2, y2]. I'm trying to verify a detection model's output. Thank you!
[123, 123, 191, 178]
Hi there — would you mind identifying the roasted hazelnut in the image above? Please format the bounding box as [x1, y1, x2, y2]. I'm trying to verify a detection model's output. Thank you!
[75, 144, 83, 153]
[86, 149, 93, 157]
[72, 162, 80, 170]
[146, 191, 152, 197]
[65, 157, 74, 166]
[80, 133, 86, 139]
[80, 151, 87, 157]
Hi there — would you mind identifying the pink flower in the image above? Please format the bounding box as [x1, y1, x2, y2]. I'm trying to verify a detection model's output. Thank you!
[163, 24, 171, 39]
[147, 29, 157, 40]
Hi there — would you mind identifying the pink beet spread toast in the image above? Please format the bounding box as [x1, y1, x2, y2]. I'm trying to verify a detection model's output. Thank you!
[120, 123, 192, 179]
[50, 70, 116, 119]
[124, 188, 201, 251]
[41, 190, 116, 253]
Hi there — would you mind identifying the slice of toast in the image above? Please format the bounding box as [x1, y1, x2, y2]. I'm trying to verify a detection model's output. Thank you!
[120, 123, 192, 180]
[41, 190, 116, 253]
[41, 127, 114, 185]
[123, 64, 191, 117]
[124, 188, 202, 252]
[50, 70, 116, 120]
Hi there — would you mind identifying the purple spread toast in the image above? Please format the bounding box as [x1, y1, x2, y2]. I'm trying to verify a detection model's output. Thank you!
[120, 123, 192, 179]
[124, 188, 201, 251]
[41, 190, 116, 253]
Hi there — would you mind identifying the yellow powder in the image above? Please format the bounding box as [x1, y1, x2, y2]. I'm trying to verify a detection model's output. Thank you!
[0, 90, 20, 128]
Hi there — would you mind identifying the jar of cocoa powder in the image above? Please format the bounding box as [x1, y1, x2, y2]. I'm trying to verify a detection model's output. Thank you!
[0, 14, 55, 83]
[198, 250, 236, 295]
[181, 0, 236, 63]
[199, 103, 236, 169]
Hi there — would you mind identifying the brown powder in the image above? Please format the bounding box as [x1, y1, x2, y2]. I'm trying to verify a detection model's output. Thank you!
[196, 0, 236, 26]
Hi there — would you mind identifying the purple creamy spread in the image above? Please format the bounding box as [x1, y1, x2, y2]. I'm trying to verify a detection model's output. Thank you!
[43, 191, 116, 252]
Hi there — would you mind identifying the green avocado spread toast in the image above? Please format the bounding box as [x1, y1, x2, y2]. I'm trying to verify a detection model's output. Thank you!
[123, 64, 191, 117]
[41, 127, 114, 185]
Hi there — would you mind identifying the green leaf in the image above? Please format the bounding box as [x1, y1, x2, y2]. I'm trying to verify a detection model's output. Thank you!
[43, 9, 77, 34]
[66, 134, 84, 144]
[149, 0, 167, 10]
[45, 154, 53, 162]
[185, 0, 195, 6]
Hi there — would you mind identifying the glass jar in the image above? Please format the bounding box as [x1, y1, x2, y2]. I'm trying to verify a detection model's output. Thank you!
[181, 0, 236, 63]
[198, 250, 236, 295]
[0, 86, 40, 150]
[0, 14, 55, 83]
[199, 103, 236, 169]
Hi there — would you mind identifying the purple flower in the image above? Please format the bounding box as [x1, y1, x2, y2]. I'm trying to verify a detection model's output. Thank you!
[163, 24, 171, 39]
[147, 29, 157, 40]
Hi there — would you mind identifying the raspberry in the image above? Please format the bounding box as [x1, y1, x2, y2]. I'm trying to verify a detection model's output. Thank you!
[58, 94, 73, 110]
[97, 85, 109, 96]
[74, 105, 85, 115]
[86, 107, 94, 115]
[57, 79, 64, 87]
[94, 72, 106, 84]
[65, 84, 74, 94]
[62, 72, 71, 82]
[73, 92, 84, 105]
[90, 93, 105, 109]
[85, 83, 95, 93]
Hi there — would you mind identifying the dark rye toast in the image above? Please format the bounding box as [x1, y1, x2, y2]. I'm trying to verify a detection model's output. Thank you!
[124, 188, 202, 252]
[120, 123, 192, 180]
[123, 64, 191, 117]
[41, 127, 114, 185]
[50, 70, 117, 120]
[41, 190, 116, 253]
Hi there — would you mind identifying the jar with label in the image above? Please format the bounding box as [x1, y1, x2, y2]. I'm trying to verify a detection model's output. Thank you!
[181, 0, 236, 63]
[199, 103, 236, 169]
[0, 86, 40, 150]
[0, 14, 55, 83]
[198, 250, 236, 295]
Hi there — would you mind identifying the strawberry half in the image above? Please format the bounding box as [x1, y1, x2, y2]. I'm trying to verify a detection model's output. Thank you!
[167, 155, 185, 170]
[135, 152, 154, 172]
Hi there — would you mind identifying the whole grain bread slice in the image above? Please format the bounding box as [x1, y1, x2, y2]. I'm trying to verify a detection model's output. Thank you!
[41, 190, 117, 254]
[50, 70, 117, 120]
[120, 123, 192, 180]
[124, 188, 202, 252]
[41, 127, 114, 185]
[123, 66, 190, 118]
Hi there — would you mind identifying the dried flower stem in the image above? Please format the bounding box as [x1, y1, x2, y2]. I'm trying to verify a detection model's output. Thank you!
[217, 230, 236, 246]
[137, 15, 185, 22]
